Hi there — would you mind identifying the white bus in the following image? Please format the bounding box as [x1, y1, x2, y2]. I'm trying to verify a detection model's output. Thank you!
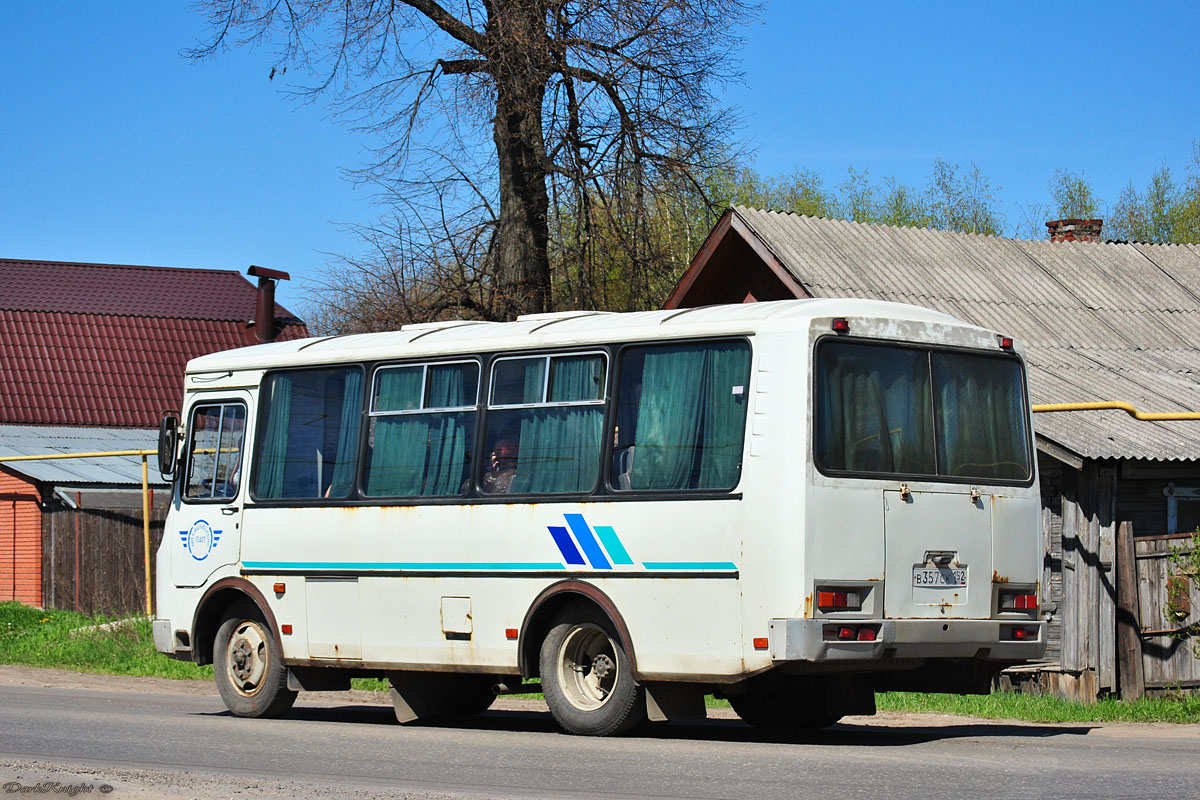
[153, 298, 1045, 736]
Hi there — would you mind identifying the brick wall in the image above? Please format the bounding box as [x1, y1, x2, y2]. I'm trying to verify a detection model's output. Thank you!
[0, 469, 43, 606]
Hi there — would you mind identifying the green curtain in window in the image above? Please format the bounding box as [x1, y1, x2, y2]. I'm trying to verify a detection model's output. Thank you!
[696, 346, 750, 488]
[550, 355, 604, 402]
[423, 365, 473, 495]
[819, 355, 893, 472]
[254, 376, 292, 498]
[935, 355, 1027, 479]
[511, 406, 602, 493]
[326, 370, 363, 497]
[521, 358, 545, 403]
[366, 368, 427, 496]
[376, 367, 423, 411]
[631, 343, 748, 490]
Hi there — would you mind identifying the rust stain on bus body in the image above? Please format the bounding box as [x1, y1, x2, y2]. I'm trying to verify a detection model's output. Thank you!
[993, 571, 1009, 583]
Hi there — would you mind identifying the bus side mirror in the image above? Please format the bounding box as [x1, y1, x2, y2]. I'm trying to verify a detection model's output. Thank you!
[158, 411, 180, 481]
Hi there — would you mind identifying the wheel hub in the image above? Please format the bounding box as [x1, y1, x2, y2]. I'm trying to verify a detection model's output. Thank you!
[231, 638, 254, 680]
[591, 653, 614, 680]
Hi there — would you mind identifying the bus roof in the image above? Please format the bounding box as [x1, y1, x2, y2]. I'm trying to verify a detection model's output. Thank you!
[186, 298, 974, 374]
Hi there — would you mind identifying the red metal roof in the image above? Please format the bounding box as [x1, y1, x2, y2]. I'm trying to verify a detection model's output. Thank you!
[0, 258, 296, 320]
[0, 260, 308, 428]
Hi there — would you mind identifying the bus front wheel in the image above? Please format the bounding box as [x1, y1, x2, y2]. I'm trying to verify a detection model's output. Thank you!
[213, 602, 297, 718]
[539, 605, 644, 736]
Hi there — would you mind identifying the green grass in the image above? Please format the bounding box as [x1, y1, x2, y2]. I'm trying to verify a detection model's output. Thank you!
[3, 603, 1199, 723]
[0, 602, 211, 680]
[876, 691, 1200, 724]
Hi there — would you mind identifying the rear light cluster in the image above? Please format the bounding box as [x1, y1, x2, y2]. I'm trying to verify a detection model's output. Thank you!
[999, 592, 1038, 611]
[1002, 625, 1039, 641]
[822, 624, 878, 642]
[817, 590, 862, 610]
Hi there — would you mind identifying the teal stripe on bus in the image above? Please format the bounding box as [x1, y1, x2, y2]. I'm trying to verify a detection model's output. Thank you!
[640, 561, 738, 570]
[241, 561, 567, 571]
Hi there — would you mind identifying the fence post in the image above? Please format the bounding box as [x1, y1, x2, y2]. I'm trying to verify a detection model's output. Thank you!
[142, 455, 152, 617]
[1115, 520, 1144, 700]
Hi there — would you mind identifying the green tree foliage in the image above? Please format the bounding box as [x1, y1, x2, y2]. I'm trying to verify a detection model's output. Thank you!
[1049, 169, 1101, 220]
[1108, 147, 1200, 243]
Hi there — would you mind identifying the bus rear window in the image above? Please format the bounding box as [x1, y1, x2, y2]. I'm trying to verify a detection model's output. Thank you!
[815, 340, 1030, 482]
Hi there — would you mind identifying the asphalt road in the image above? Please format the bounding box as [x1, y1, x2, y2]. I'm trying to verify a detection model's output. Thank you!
[0, 670, 1197, 799]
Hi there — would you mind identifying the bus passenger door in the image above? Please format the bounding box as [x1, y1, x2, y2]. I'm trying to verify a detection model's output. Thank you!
[170, 396, 250, 587]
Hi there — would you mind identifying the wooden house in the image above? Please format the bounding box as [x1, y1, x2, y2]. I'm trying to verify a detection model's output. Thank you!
[0, 259, 307, 614]
[666, 208, 1200, 699]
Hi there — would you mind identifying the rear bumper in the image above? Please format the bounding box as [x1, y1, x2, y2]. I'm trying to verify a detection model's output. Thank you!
[768, 618, 1045, 663]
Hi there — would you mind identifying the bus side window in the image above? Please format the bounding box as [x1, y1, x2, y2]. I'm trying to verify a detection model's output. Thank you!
[252, 367, 364, 500]
[483, 353, 606, 495]
[183, 403, 246, 502]
[363, 361, 478, 498]
[611, 341, 750, 492]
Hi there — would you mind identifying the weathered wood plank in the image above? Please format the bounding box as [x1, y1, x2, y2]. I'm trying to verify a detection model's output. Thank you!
[1115, 520, 1144, 700]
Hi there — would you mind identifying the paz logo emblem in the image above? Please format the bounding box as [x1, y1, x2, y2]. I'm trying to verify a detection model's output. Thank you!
[179, 520, 222, 561]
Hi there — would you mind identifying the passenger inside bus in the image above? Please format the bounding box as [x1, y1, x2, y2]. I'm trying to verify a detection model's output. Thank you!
[481, 438, 518, 493]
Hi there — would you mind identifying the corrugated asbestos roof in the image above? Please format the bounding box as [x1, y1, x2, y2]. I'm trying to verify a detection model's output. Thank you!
[731, 206, 1200, 462]
[0, 259, 308, 428]
[0, 425, 165, 486]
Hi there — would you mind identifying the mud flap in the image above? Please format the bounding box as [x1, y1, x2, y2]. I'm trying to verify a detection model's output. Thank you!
[644, 682, 706, 722]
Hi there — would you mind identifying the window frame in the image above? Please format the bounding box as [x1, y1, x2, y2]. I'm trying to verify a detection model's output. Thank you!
[1166, 483, 1200, 535]
[181, 400, 248, 505]
[812, 334, 1035, 487]
[247, 364, 368, 505]
[362, 358, 482, 499]
[478, 350, 610, 497]
[486, 351, 609, 410]
[605, 337, 753, 495]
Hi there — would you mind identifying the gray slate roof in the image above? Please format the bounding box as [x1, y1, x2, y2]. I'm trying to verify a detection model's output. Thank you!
[0, 425, 166, 486]
[733, 206, 1200, 462]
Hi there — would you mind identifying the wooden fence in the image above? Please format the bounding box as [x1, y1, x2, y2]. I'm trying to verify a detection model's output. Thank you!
[1134, 531, 1200, 691]
[41, 491, 168, 616]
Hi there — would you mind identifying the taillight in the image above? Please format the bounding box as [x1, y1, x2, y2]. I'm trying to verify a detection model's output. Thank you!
[822, 624, 879, 642]
[999, 592, 1038, 611]
[817, 590, 861, 610]
[1003, 625, 1039, 641]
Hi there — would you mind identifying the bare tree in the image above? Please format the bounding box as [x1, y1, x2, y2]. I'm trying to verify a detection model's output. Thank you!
[190, 0, 756, 322]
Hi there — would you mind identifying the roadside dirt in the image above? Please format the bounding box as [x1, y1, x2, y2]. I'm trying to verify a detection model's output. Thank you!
[3, 664, 1197, 739]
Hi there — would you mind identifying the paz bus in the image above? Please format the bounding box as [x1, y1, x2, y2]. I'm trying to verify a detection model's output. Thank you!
[153, 298, 1045, 736]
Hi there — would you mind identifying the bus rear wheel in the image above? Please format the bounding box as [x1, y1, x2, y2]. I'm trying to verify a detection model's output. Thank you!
[213, 602, 297, 718]
[540, 606, 644, 736]
[729, 676, 839, 730]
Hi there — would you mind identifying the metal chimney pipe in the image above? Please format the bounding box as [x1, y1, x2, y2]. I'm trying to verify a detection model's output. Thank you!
[247, 265, 291, 343]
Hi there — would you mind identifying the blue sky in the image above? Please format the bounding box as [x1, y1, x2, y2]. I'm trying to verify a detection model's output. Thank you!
[3, 2, 1198, 316]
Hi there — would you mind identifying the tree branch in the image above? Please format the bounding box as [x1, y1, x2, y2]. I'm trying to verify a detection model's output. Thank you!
[398, 0, 487, 52]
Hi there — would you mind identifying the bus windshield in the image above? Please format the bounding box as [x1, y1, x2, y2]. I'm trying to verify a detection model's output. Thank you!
[815, 339, 1031, 482]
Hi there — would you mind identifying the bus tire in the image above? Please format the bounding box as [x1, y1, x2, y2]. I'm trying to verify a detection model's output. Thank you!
[729, 676, 838, 730]
[213, 602, 297, 718]
[540, 605, 644, 736]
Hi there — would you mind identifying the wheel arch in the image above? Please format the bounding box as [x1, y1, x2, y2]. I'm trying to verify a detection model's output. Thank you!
[518, 580, 637, 679]
[191, 577, 279, 666]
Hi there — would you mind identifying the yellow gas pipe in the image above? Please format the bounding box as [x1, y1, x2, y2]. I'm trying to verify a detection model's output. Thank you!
[1032, 402, 1200, 421]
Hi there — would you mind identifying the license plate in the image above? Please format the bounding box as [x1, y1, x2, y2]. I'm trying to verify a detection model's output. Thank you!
[912, 566, 967, 587]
